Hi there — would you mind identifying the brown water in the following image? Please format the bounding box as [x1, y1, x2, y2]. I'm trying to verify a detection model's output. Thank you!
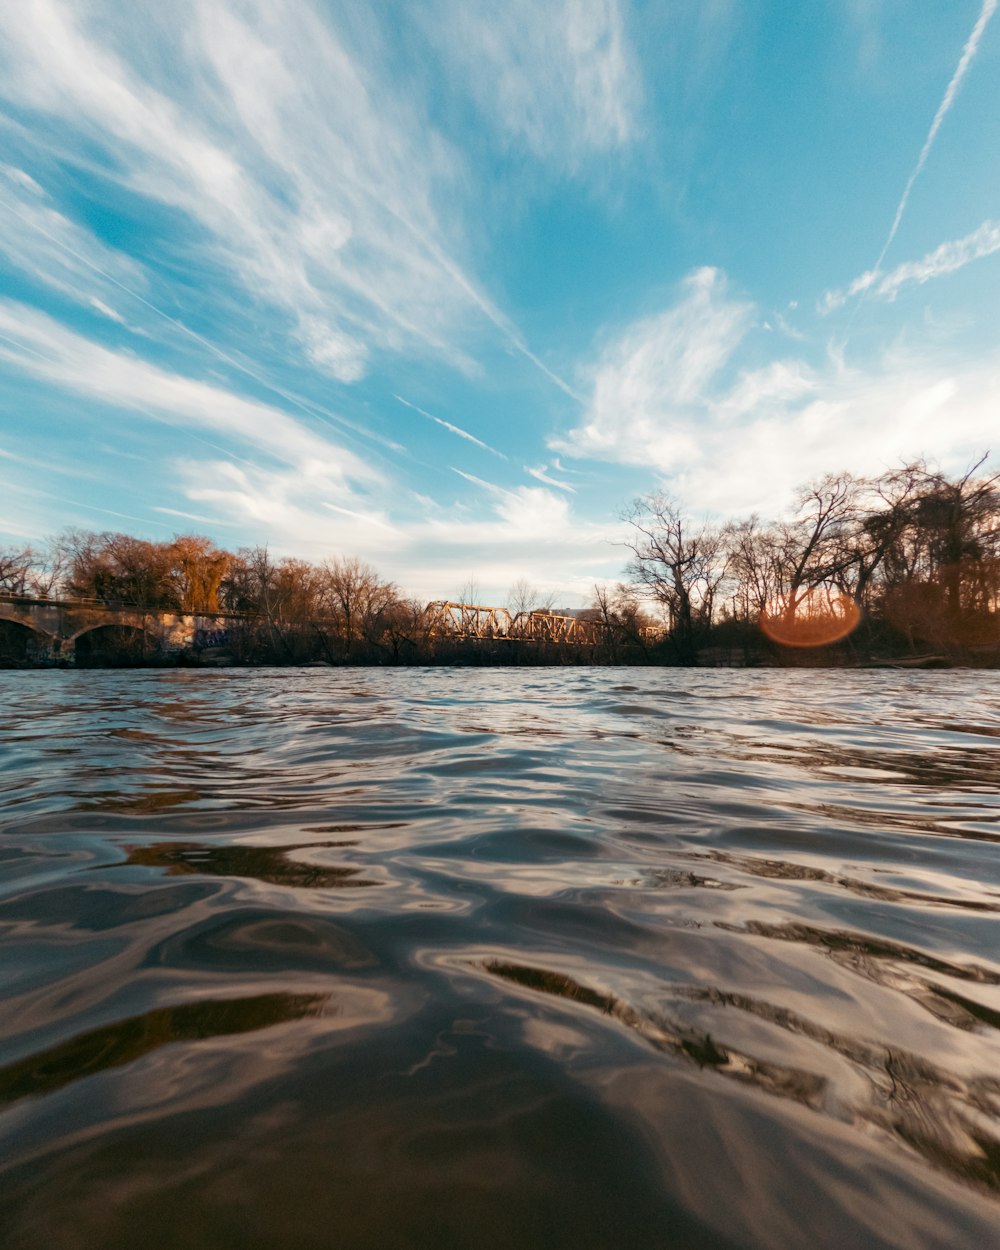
[2, 668, 1000, 1250]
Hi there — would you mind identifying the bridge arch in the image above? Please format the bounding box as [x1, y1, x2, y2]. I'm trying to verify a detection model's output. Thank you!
[0, 616, 54, 666]
[70, 623, 162, 667]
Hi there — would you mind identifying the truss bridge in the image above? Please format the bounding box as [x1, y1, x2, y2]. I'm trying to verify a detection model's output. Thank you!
[423, 602, 600, 646]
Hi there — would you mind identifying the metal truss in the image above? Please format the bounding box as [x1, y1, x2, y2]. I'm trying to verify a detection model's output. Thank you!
[423, 602, 601, 645]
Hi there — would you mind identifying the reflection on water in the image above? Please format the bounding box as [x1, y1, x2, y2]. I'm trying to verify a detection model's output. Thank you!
[702, 849, 1000, 911]
[121, 841, 379, 888]
[2, 667, 1000, 1249]
[0, 993, 328, 1105]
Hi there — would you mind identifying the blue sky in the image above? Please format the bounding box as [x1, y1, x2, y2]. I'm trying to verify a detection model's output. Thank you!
[1, 0, 998, 605]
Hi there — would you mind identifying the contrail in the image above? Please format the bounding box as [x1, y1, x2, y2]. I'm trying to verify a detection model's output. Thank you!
[385, 206, 585, 403]
[394, 394, 508, 460]
[873, 0, 997, 276]
[1, 476, 176, 531]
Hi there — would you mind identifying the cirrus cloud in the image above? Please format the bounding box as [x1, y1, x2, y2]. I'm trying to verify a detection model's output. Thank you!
[556, 266, 1000, 516]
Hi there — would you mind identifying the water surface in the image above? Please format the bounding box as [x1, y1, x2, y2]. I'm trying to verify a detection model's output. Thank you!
[2, 668, 1000, 1249]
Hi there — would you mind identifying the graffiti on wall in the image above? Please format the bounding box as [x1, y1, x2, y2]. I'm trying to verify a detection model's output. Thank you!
[193, 628, 229, 649]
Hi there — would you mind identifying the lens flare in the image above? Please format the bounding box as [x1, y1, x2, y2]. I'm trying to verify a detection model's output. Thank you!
[759, 587, 861, 648]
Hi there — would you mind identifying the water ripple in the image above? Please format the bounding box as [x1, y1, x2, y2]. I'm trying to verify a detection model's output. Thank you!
[2, 667, 1000, 1249]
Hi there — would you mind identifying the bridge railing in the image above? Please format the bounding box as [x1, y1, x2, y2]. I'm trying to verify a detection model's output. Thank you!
[0, 592, 245, 615]
[0, 593, 300, 623]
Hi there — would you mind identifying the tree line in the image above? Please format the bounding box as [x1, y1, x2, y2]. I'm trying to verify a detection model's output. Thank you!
[623, 456, 1000, 665]
[0, 533, 599, 664]
[0, 533, 427, 663]
[1, 455, 997, 666]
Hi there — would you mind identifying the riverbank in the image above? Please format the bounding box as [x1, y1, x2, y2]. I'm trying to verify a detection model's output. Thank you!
[4, 648, 997, 671]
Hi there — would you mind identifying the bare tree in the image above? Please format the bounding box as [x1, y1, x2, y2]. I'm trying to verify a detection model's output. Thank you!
[382, 598, 428, 661]
[0, 546, 37, 596]
[506, 578, 555, 635]
[590, 582, 654, 662]
[28, 537, 70, 599]
[770, 473, 861, 628]
[457, 575, 482, 606]
[842, 464, 926, 610]
[722, 516, 782, 622]
[914, 455, 1000, 628]
[320, 557, 398, 658]
[237, 545, 296, 658]
[623, 494, 727, 665]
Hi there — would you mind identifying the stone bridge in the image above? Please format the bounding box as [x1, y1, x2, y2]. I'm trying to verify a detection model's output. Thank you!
[0, 595, 234, 666]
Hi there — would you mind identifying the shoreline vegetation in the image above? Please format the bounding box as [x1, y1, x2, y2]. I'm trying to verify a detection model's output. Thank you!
[3, 458, 999, 669]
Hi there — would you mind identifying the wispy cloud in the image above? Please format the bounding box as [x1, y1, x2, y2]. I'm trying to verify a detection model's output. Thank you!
[0, 295, 618, 599]
[152, 506, 244, 527]
[0, 299, 379, 489]
[0, 169, 407, 457]
[447, 468, 588, 542]
[450, 467, 506, 495]
[876, 218, 1000, 298]
[441, 473, 599, 548]
[0, 443, 98, 480]
[554, 267, 754, 466]
[821, 219, 1000, 312]
[400, 469, 623, 602]
[161, 454, 622, 601]
[0, 174, 148, 312]
[551, 457, 588, 476]
[322, 502, 396, 531]
[297, 315, 368, 385]
[0, 0, 579, 396]
[558, 265, 1000, 516]
[0, 164, 44, 196]
[420, 0, 641, 175]
[1, 476, 176, 532]
[525, 464, 576, 492]
[173, 459, 371, 546]
[0, 0, 465, 375]
[395, 394, 508, 459]
[88, 298, 125, 324]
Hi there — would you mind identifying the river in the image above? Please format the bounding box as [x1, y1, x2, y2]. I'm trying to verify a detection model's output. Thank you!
[1, 668, 999, 1249]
